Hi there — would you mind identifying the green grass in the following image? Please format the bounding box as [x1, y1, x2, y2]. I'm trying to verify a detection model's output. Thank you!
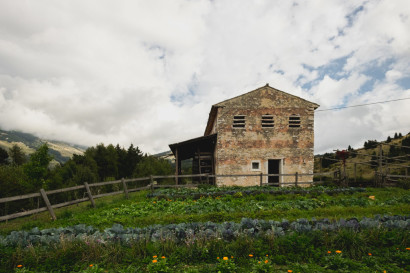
[0, 186, 409, 272]
[1, 187, 409, 235]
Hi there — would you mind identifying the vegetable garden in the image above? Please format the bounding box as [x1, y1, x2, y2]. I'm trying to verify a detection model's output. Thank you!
[0, 185, 409, 272]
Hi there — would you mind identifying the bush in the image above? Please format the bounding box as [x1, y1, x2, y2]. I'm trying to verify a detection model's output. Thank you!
[396, 178, 410, 190]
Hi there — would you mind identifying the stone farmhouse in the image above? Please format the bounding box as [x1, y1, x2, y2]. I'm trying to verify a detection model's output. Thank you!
[169, 84, 319, 186]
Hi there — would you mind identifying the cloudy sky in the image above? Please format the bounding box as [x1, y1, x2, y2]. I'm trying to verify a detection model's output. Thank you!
[0, 0, 409, 154]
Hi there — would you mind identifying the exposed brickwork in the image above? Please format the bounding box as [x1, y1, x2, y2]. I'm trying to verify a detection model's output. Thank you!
[209, 85, 318, 186]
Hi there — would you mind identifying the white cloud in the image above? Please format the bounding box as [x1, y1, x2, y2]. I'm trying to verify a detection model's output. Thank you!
[0, 0, 409, 154]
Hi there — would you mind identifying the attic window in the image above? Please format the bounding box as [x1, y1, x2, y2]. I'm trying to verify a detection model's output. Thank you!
[233, 115, 246, 128]
[262, 115, 274, 128]
[289, 115, 301, 128]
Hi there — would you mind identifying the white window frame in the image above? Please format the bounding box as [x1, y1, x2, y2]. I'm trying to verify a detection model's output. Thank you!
[251, 160, 261, 171]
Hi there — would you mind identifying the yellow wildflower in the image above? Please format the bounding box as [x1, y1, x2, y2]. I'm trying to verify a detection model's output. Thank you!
[223, 257, 228, 260]
[17, 265, 23, 268]
[368, 253, 372, 256]
[336, 250, 342, 254]
[152, 260, 158, 263]
[161, 256, 166, 259]
[265, 260, 269, 264]
[369, 196, 375, 200]
[249, 254, 253, 257]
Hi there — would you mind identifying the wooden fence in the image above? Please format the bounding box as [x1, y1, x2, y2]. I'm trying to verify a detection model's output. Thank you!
[0, 171, 336, 222]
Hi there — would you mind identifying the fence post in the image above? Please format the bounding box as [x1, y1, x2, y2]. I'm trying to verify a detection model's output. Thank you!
[84, 182, 95, 208]
[319, 158, 322, 183]
[150, 175, 154, 192]
[40, 189, 56, 220]
[260, 172, 263, 187]
[206, 174, 210, 184]
[354, 163, 357, 184]
[121, 178, 129, 199]
[295, 172, 298, 187]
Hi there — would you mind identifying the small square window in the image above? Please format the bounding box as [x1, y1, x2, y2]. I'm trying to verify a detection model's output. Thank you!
[251, 160, 261, 171]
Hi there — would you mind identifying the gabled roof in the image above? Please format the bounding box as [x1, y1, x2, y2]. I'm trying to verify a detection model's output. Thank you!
[204, 84, 319, 135]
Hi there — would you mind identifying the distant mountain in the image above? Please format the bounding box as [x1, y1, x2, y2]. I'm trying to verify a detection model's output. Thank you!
[0, 129, 86, 164]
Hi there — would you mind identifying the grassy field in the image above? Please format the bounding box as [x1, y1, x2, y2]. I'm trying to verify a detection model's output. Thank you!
[0, 185, 409, 272]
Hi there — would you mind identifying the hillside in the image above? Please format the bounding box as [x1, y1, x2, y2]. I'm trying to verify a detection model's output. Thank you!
[314, 132, 410, 182]
[0, 129, 86, 164]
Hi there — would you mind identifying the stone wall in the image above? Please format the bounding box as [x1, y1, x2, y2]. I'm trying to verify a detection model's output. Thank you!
[212, 86, 316, 187]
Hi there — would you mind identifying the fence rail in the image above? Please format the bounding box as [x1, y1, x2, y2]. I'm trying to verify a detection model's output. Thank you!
[0, 170, 339, 222]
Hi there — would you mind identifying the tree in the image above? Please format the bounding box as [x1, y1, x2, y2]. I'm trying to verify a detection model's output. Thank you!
[125, 144, 143, 178]
[116, 144, 128, 179]
[386, 136, 392, 143]
[9, 144, 26, 166]
[86, 144, 118, 181]
[321, 153, 336, 169]
[364, 140, 377, 149]
[402, 136, 410, 154]
[0, 147, 9, 165]
[134, 155, 173, 177]
[23, 144, 53, 191]
[394, 132, 398, 139]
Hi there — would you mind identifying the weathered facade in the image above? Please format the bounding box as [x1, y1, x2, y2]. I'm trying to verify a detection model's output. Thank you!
[169, 84, 319, 186]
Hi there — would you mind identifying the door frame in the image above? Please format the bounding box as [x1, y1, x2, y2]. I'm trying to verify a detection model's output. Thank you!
[265, 159, 283, 186]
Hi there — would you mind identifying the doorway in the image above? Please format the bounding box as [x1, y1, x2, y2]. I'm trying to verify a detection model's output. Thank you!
[268, 159, 281, 186]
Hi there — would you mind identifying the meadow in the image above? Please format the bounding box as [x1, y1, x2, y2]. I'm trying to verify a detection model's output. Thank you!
[0, 185, 409, 272]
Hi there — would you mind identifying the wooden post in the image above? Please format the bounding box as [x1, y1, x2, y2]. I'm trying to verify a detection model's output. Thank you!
[295, 172, 298, 187]
[319, 158, 322, 183]
[121, 178, 129, 199]
[40, 189, 56, 220]
[150, 175, 154, 192]
[84, 182, 95, 208]
[338, 168, 341, 186]
[354, 163, 357, 184]
[260, 172, 263, 187]
[206, 174, 210, 184]
[406, 167, 408, 177]
[175, 148, 179, 185]
[378, 144, 383, 186]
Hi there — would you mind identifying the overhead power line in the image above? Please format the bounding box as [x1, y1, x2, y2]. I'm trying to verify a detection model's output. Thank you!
[316, 97, 410, 112]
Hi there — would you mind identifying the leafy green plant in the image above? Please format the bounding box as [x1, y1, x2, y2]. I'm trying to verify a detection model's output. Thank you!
[250, 257, 272, 273]
[147, 256, 170, 273]
[216, 257, 237, 273]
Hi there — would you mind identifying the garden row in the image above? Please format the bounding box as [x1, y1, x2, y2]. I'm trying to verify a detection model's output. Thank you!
[1, 187, 409, 272]
[147, 186, 366, 199]
[2, 214, 409, 247]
